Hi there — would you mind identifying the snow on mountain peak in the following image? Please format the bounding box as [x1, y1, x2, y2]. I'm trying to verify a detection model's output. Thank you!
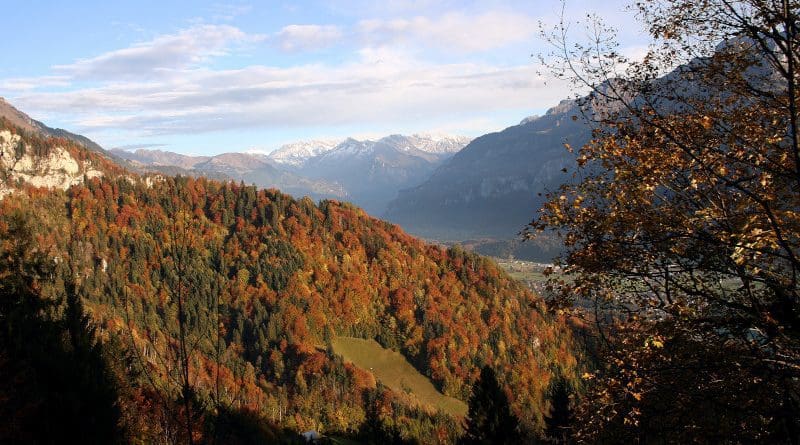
[406, 133, 473, 154]
[519, 115, 540, 125]
[268, 133, 471, 166]
[268, 139, 341, 166]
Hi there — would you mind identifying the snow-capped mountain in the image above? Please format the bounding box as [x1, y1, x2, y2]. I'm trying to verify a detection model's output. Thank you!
[267, 134, 471, 166]
[403, 133, 473, 154]
[296, 134, 472, 215]
[317, 138, 372, 159]
[267, 140, 341, 167]
[112, 132, 471, 216]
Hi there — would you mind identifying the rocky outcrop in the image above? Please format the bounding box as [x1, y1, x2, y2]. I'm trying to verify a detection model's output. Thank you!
[0, 130, 102, 197]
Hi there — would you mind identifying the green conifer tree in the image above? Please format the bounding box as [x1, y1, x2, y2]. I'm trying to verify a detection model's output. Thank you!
[545, 378, 573, 444]
[459, 366, 520, 445]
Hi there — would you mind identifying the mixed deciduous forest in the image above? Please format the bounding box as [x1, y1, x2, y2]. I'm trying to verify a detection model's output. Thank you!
[1, 0, 799, 443]
[0, 116, 578, 443]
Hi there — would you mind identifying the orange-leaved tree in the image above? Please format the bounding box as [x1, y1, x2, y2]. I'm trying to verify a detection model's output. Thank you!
[531, 0, 800, 441]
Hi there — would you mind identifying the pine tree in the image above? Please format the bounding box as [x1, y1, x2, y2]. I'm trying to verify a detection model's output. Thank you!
[460, 366, 520, 445]
[545, 378, 573, 444]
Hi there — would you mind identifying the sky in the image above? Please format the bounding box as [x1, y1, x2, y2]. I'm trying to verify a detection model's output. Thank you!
[0, 0, 647, 156]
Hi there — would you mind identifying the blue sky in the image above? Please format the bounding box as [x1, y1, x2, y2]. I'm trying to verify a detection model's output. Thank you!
[0, 0, 646, 155]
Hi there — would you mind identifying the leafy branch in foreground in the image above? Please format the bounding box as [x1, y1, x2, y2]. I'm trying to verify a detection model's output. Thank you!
[531, 0, 800, 442]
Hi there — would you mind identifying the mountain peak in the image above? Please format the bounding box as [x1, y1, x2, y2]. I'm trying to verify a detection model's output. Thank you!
[520, 115, 540, 125]
[406, 133, 473, 154]
[0, 97, 106, 153]
[268, 139, 342, 167]
[0, 97, 45, 135]
[267, 133, 472, 167]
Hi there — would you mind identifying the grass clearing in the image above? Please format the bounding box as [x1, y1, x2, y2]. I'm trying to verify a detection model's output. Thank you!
[331, 336, 467, 417]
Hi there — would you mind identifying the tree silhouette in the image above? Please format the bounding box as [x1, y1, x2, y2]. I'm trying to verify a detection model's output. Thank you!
[0, 209, 122, 443]
[545, 378, 573, 444]
[460, 366, 520, 445]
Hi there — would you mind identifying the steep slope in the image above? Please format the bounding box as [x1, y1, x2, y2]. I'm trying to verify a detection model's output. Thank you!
[0, 118, 124, 197]
[60, 177, 576, 432]
[0, 97, 45, 135]
[382, 41, 764, 258]
[0, 97, 106, 154]
[0, 117, 579, 441]
[383, 101, 588, 248]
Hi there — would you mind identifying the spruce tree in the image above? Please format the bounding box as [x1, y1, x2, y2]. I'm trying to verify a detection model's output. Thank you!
[545, 378, 573, 444]
[460, 366, 520, 445]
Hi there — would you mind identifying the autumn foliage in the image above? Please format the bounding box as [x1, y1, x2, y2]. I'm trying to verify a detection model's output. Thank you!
[532, 0, 800, 442]
[0, 121, 579, 442]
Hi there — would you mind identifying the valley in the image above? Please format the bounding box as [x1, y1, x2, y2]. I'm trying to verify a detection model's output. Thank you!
[1, 1, 798, 443]
[0, 110, 579, 442]
[111, 111, 582, 262]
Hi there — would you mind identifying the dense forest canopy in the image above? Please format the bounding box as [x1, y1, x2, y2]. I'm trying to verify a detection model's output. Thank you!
[0, 118, 578, 443]
[3, 0, 798, 443]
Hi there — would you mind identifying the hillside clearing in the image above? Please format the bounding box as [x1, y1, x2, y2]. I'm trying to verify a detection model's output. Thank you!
[331, 336, 468, 417]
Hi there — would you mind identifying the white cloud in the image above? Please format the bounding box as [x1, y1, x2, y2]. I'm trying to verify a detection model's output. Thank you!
[275, 24, 343, 52]
[14, 54, 567, 137]
[358, 11, 538, 52]
[0, 76, 70, 92]
[3, 13, 574, 143]
[53, 24, 261, 80]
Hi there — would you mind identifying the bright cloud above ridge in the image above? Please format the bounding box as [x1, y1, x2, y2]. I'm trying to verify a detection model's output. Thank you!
[0, 1, 640, 155]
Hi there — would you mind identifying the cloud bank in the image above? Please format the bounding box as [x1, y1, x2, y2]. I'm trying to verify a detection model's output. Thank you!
[2, 8, 590, 147]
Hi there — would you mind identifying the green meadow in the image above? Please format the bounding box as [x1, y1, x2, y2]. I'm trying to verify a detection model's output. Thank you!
[331, 337, 468, 417]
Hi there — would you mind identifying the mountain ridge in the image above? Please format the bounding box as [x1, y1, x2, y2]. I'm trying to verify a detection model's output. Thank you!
[0, 112, 578, 442]
[0, 97, 107, 154]
[268, 133, 471, 168]
[297, 134, 471, 215]
[383, 99, 588, 255]
[113, 132, 472, 215]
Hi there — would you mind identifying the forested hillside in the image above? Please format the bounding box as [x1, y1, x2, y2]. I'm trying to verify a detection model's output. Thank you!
[0, 120, 579, 443]
[3, 0, 798, 443]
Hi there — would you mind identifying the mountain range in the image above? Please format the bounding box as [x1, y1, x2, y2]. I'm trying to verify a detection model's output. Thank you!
[292, 134, 470, 214]
[0, 107, 577, 442]
[112, 133, 472, 215]
[383, 100, 588, 260]
[1, 95, 585, 261]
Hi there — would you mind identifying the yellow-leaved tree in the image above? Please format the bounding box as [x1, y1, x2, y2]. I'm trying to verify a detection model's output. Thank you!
[531, 0, 800, 442]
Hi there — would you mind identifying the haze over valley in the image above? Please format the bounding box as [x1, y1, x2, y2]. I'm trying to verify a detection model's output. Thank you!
[1, 1, 798, 444]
